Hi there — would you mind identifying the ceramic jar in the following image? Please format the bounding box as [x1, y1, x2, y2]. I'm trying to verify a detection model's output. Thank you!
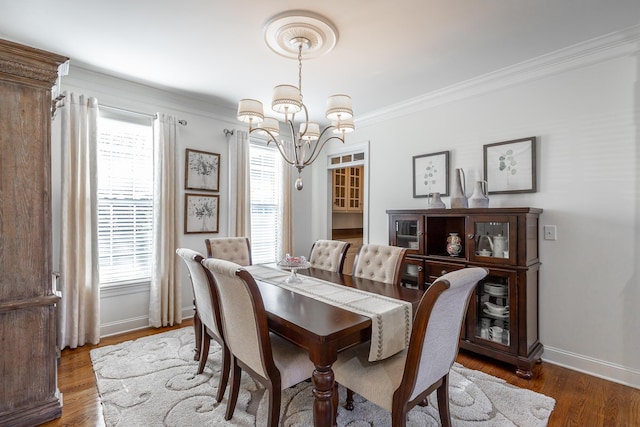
[426, 192, 446, 209]
[492, 234, 507, 258]
[446, 232, 462, 256]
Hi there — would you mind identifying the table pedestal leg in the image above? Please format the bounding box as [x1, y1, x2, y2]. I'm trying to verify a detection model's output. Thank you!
[312, 364, 335, 427]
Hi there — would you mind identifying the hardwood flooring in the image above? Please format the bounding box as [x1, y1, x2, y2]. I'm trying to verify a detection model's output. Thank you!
[42, 319, 640, 426]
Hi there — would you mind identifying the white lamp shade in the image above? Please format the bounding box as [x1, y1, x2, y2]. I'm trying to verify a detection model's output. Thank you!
[332, 117, 355, 133]
[325, 94, 353, 121]
[258, 117, 280, 136]
[272, 84, 302, 114]
[300, 122, 320, 141]
[237, 99, 264, 123]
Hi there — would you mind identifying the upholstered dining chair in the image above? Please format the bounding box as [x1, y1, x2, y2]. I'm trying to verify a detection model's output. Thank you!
[202, 258, 315, 427]
[175, 248, 230, 403]
[308, 239, 351, 273]
[205, 237, 252, 266]
[352, 243, 408, 285]
[333, 267, 489, 427]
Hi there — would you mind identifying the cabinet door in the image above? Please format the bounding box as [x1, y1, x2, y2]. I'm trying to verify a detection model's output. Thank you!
[332, 168, 348, 211]
[466, 268, 517, 352]
[467, 215, 518, 265]
[400, 258, 424, 289]
[389, 214, 424, 255]
[347, 166, 363, 212]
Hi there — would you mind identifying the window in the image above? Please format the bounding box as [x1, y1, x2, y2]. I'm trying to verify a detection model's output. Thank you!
[97, 111, 153, 285]
[249, 140, 284, 264]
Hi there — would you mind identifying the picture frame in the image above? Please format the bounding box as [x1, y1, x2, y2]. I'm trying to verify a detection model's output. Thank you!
[184, 193, 219, 234]
[185, 149, 220, 192]
[412, 151, 450, 197]
[483, 137, 537, 194]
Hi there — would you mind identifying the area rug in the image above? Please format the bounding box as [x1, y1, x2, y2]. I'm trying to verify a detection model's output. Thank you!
[90, 327, 555, 426]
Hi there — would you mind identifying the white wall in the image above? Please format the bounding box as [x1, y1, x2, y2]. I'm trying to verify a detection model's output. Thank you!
[307, 34, 640, 388]
[53, 66, 238, 336]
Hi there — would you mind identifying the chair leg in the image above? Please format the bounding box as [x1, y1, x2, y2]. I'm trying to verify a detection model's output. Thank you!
[225, 358, 241, 421]
[436, 374, 452, 427]
[267, 382, 282, 427]
[216, 344, 231, 402]
[345, 388, 355, 410]
[197, 333, 211, 375]
[193, 308, 202, 361]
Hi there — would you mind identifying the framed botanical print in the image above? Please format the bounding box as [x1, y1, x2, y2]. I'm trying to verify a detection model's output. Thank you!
[184, 193, 219, 234]
[412, 151, 450, 197]
[185, 149, 220, 192]
[483, 137, 537, 194]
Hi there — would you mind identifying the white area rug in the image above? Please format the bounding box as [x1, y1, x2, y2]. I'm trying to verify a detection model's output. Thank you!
[90, 327, 555, 426]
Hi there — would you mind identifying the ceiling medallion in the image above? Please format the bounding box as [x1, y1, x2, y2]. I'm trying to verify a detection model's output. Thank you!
[263, 10, 338, 59]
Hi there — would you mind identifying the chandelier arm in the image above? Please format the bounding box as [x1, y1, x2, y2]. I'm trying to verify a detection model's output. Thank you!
[302, 134, 345, 166]
[249, 127, 296, 165]
[301, 125, 343, 164]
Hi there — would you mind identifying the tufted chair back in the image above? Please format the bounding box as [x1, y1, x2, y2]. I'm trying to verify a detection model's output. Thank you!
[308, 240, 351, 273]
[352, 244, 407, 285]
[205, 237, 252, 266]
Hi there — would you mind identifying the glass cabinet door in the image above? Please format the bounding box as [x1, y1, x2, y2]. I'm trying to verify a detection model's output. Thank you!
[472, 269, 515, 349]
[390, 214, 424, 255]
[400, 258, 424, 289]
[467, 215, 517, 265]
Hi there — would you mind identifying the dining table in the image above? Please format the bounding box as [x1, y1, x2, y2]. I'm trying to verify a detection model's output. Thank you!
[248, 264, 425, 427]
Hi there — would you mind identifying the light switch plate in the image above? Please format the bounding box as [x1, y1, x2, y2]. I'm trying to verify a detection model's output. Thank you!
[544, 225, 557, 240]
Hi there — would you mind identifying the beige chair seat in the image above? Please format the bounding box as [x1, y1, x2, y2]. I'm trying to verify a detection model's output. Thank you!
[334, 267, 488, 427]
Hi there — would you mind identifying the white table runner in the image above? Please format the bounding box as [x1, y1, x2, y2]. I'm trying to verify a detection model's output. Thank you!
[246, 264, 412, 361]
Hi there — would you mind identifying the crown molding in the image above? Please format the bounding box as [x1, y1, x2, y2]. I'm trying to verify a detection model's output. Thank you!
[357, 24, 640, 128]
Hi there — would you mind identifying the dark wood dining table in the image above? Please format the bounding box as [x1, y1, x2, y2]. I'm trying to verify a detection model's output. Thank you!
[255, 265, 425, 427]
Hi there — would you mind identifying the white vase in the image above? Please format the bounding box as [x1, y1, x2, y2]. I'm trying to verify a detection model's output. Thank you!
[450, 168, 468, 208]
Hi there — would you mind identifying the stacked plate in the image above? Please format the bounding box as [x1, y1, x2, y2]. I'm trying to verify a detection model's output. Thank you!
[484, 283, 507, 297]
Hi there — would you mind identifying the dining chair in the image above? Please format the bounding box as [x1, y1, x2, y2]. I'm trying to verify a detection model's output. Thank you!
[175, 248, 230, 403]
[202, 258, 315, 427]
[308, 239, 351, 273]
[205, 237, 252, 266]
[333, 267, 489, 427]
[352, 243, 407, 285]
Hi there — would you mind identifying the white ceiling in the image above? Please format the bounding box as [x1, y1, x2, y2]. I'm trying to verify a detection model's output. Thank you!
[2, 0, 639, 123]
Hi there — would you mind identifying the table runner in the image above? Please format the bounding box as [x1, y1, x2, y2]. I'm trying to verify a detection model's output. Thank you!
[245, 264, 412, 361]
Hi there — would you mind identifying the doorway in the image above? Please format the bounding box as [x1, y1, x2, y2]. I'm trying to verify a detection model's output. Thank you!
[327, 147, 367, 275]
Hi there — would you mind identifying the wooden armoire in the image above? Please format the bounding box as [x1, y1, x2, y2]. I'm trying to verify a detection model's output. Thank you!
[0, 39, 67, 426]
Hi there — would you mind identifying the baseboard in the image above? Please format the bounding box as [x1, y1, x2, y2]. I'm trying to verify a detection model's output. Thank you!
[100, 307, 195, 338]
[543, 346, 640, 390]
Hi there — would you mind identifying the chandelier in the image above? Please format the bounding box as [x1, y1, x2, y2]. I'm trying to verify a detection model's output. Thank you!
[236, 11, 354, 190]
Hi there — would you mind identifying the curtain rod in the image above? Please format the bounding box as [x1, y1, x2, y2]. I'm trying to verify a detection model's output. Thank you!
[100, 104, 187, 125]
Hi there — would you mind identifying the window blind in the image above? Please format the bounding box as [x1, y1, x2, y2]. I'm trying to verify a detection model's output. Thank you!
[97, 115, 153, 285]
[249, 141, 283, 264]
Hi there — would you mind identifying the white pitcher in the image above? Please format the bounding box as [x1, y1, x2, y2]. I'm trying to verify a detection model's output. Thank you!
[469, 180, 489, 208]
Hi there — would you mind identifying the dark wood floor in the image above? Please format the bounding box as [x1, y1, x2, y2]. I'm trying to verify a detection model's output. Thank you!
[41, 319, 640, 427]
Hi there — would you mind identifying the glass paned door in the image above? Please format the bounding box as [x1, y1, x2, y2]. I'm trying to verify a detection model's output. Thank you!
[468, 215, 517, 265]
[474, 269, 515, 348]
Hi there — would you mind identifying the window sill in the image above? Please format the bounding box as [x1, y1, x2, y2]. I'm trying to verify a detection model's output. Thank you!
[100, 280, 150, 298]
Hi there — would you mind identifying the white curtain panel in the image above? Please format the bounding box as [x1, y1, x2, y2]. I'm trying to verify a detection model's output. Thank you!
[228, 130, 252, 238]
[281, 162, 293, 257]
[149, 114, 180, 327]
[58, 92, 101, 349]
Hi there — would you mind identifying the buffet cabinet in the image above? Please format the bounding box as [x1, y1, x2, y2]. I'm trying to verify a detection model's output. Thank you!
[0, 39, 67, 425]
[387, 207, 543, 378]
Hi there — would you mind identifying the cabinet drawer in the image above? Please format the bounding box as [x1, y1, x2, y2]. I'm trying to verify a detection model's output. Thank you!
[424, 260, 465, 284]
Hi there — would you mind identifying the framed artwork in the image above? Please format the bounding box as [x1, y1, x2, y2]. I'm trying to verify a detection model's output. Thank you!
[184, 193, 219, 234]
[413, 151, 450, 197]
[483, 137, 537, 194]
[185, 149, 220, 192]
